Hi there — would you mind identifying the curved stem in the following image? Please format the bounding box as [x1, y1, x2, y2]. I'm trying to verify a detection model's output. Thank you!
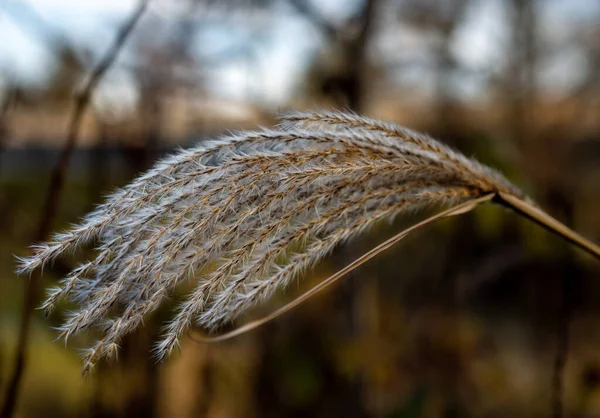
[189, 193, 496, 343]
[497, 192, 600, 260]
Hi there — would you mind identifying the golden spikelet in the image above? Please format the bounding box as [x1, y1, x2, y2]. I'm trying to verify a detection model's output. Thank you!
[16, 110, 600, 375]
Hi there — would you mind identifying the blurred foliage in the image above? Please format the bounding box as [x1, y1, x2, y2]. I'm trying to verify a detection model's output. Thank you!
[1, 0, 600, 417]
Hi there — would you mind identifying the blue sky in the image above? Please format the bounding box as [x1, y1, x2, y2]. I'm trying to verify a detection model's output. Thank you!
[1, 0, 598, 107]
[0, 0, 323, 104]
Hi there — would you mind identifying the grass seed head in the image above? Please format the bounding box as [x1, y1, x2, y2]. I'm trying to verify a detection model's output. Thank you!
[17, 110, 528, 372]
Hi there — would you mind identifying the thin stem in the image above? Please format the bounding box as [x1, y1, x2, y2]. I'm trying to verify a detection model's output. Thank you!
[188, 194, 495, 343]
[497, 192, 600, 260]
[0, 3, 148, 417]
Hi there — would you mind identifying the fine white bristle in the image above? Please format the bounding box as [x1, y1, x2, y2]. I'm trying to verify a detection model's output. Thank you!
[16, 110, 528, 373]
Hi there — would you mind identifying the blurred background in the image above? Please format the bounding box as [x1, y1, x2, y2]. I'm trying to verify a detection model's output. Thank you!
[1, 0, 599, 416]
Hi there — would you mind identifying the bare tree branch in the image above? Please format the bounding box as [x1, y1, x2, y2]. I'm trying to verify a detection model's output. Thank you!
[0, 2, 148, 416]
[287, 0, 337, 38]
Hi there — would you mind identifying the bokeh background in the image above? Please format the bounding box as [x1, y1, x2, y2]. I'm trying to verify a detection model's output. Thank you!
[1, 0, 600, 417]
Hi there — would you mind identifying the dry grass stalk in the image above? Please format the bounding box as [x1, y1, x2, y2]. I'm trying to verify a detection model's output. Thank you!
[16, 110, 600, 375]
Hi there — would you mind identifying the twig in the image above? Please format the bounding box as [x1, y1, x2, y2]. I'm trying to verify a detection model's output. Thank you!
[287, 0, 337, 38]
[0, 2, 148, 417]
[497, 192, 600, 259]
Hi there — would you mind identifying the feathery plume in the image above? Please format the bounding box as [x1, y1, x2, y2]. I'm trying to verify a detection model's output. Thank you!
[16, 110, 600, 375]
